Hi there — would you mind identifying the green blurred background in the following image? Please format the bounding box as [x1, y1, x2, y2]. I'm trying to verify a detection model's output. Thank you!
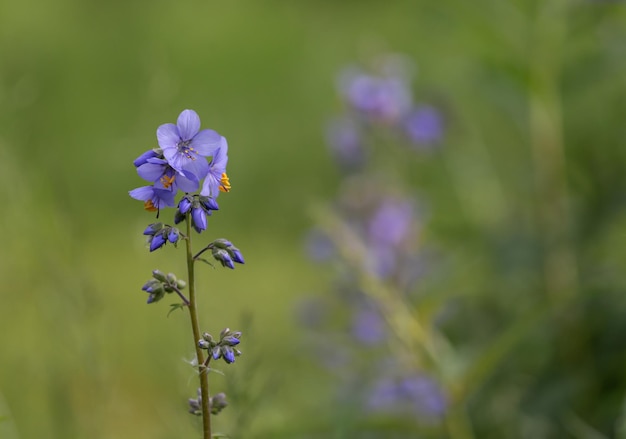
[2, 0, 626, 438]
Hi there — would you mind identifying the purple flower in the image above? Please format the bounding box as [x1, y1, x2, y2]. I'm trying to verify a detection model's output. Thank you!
[404, 105, 443, 146]
[136, 158, 199, 193]
[129, 186, 176, 212]
[200, 138, 230, 199]
[157, 109, 222, 180]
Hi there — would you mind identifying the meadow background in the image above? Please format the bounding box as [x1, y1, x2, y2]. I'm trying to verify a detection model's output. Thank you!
[2, 0, 626, 438]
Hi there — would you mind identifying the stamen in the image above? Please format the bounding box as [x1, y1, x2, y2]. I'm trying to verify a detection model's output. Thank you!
[161, 174, 176, 189]
[219, 173, 231, 193]
[144, 200, 158, 212]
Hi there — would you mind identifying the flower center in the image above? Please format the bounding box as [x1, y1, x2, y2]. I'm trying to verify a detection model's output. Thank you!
[177, 140, 197, 160]
[219, 173, 231, 192]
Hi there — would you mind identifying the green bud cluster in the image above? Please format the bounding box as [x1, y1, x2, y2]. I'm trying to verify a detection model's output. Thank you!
[142, 269, 187, 304]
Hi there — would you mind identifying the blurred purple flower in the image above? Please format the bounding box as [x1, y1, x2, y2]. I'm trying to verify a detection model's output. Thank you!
[404, 105, 444, 146]
[401, 376, 447, 417]
[325, 117, 366, 170]
[367, 374, 447, 419]
[339, 69, 412, 122]
[351, 306, 385, 345]
[368, 199, 415, 248]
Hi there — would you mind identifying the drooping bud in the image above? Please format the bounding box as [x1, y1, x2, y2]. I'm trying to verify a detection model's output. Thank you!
[178, 196, 192, 215]
[200, 196, 219, 211]
[221, 346, 236, 364]
[167, 227, 179, 243]
[143, 222, 163, 236]
[191, 207, 207, 233]
[149, 233, 166, 252]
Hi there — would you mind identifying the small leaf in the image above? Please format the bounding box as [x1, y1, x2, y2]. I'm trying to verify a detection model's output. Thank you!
[196, 258, 216, 268]
[167, 303, 186, 317]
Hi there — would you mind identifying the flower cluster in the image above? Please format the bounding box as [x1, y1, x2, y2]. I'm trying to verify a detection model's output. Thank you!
[188, 388, 228, 416]
[129, 109, 230, 225]
[327, 56, 444, 170]
[197, 328, 242, 364]
[298, 55, 448, 429]
[142, 269, 187, 304]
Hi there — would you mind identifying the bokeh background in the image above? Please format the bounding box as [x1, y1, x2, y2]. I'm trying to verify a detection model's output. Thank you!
[2, 0, 626, 438]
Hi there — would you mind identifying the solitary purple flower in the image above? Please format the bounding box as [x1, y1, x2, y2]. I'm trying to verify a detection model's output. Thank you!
[157, 109, 222, 180]
[129, 186, 176, 212]
[200, 138, 230, 199]
[404, 105, 443, 146]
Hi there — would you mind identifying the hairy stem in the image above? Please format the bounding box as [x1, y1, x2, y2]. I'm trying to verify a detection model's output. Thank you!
[185, 214, 212, 438]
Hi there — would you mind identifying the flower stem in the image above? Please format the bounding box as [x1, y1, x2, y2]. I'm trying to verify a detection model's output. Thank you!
[185, 214, 212, 439]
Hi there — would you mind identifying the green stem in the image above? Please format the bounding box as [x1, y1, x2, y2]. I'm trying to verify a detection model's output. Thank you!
[185, 214, 212, 439]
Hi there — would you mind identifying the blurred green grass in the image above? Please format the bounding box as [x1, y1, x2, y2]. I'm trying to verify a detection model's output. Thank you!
[2, 0, 626, 437]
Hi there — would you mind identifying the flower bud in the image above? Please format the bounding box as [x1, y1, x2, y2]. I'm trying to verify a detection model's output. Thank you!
[174, 210, 185, 224]
[212, 238, 232, 249]
[143, 223, 163, 236]
[231, 331, 242, 340]
[149, 233, 166, 252]
[133, 149, 159, 167]
[221, 335, 240, 346]
[209, 392, 228, 415]
[141, 279, 161, 293]
[219, 328, 231, 339]
[152, 270, 167, 282]
[166, 272, 177, 284]
[200, 196, 219, 211]
[178, 196, 192, 215]
[198, 339, 211, 350]
[202, 332, 214, 342]
[191, 207, 207, 233]
[229, 248, 245, 264]
[167, 228, 179, 243]
[212, 346, 221, 360]
[213, 249, 234, 269]
[222, 346, 236, 364]
[176, 279, 186, 290]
